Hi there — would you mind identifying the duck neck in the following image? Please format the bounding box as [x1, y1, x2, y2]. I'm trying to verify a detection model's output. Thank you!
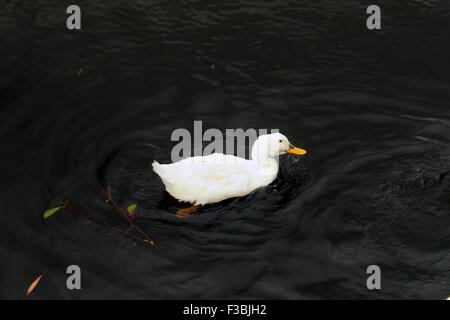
[251, 146, 279, 176]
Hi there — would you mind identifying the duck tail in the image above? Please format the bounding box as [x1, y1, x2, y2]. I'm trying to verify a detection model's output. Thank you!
[152, 161, 174, 184]
[152, 160, 163, 175]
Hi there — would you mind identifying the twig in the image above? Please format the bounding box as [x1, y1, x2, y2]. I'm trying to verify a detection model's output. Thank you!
[59, 187, 154, 245]
[106, 186, 154, 244]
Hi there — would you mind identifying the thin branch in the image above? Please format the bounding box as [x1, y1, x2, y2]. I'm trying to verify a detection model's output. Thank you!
[106, 186, 154, 244]
[60, 187, 154, 245]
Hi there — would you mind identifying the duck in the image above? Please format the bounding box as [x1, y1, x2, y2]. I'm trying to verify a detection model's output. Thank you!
[152, 132, 307, 216]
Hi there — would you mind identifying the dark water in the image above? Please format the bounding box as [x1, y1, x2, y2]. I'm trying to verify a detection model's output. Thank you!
[1, 0, 449, 299]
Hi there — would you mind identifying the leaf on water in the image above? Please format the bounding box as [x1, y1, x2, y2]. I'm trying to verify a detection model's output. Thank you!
[43, 206, 64, 219]
[26, 274, 43, 296]
[127, 204, 137, 214]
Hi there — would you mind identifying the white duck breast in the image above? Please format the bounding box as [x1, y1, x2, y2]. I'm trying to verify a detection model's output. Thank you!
[152, 133, 307, 205]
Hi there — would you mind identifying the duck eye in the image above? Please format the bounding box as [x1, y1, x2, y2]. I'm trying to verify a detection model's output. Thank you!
[279, 139, 283, 143]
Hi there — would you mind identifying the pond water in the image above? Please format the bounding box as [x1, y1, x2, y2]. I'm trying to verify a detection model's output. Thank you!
[0, 0, 449, 299]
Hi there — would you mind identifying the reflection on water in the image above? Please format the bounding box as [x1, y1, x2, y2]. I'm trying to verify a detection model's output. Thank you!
[0, 0, 449, 299]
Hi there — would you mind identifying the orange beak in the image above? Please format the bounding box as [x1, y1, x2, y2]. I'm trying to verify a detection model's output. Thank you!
[286, 144, 307, 155]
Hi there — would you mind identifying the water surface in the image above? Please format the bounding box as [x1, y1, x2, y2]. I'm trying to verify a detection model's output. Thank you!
[0, 0, 449, 299]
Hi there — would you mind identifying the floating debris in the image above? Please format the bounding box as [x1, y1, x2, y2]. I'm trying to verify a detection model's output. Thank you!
[127, 203, 137, 217]
[26, 274, 43, 296]
[43, 205, 65, 219]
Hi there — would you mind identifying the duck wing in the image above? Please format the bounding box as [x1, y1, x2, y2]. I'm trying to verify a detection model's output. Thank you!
[153, 153, 260, 204]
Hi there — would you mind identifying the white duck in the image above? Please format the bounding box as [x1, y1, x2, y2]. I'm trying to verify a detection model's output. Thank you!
[152, 132, 306, 216]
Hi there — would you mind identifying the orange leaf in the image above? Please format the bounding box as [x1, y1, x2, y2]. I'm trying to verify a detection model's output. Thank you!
[26, 274, 43, 296]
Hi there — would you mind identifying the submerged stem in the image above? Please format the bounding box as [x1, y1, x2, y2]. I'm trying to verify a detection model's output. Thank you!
[60, 186, 154, 245]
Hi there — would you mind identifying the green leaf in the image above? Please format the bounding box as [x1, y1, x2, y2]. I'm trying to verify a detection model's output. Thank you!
[127, 204, 137, 214]
[43, 206, 64, 219]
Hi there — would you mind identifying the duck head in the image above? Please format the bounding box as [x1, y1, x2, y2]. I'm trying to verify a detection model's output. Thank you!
[251, 133, 307, 163]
